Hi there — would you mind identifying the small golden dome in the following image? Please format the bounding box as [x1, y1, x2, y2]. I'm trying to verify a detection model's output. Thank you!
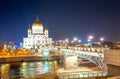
[28, 26, 31, 30]
[32, 16, 43, 27]
[44, 27, 48, 31]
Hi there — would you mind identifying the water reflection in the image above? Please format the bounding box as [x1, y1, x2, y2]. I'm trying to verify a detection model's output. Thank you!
[0, 60, 62, 79]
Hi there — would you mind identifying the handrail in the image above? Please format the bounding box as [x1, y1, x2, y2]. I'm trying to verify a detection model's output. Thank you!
[57, 70, 107, 79]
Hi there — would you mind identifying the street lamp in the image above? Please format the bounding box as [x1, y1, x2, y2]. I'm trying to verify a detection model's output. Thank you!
[65, 38, 69, 43]
[100, 37, 104, 42]
[100, 37, 104, 47]
[88, 35, 93, 40]
[88, 35, 94, 47]
[87, 39, 91, 42]
[73, 37, 78, 45]
[73, 37, 78, 41]
[65, 38, 69, 49]
[78, 39, 82, 43]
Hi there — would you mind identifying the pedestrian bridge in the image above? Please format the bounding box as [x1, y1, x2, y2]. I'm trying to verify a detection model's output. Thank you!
[50, 46, 108, 71]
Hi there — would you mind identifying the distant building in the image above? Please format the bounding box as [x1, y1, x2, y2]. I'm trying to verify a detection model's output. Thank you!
[23, 17, 52, 49]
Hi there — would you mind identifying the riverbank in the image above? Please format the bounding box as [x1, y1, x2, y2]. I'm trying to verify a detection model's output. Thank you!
[0, 55, 64, 63]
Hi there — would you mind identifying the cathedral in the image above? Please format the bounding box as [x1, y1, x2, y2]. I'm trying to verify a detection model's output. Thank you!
[23, 17, 52, 49]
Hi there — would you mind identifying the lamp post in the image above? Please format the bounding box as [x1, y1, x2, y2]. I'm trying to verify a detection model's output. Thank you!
[88, 35, 94, 48]
[100, 37, 104, 42]
[100, 37, 104, 47]
[88, 35, 93, 40]
[73, 37, 78, 45]
[65, 38, 69, 49]
[73, 37, 78, 41]
[78, 39, 82, 43]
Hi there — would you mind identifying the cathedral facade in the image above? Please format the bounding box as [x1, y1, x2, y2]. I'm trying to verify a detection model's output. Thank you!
[23, 17, 52, 49]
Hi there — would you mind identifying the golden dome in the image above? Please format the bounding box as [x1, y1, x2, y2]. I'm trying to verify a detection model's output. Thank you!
[28, 26, 31, 30]
[44, 27, 48, 31]
[32, 16, 43, 27]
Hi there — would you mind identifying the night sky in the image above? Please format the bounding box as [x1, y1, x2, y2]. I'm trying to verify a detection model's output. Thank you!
[0, 0, 120, 44]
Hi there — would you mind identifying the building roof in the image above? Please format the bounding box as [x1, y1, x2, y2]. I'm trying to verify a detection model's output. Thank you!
[32, 16, 43, 27]
[28, 26, 31, 30]
[44, 27, 48, 31]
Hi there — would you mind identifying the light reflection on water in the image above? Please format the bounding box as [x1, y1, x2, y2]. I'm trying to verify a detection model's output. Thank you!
[0, 60, 62, 78]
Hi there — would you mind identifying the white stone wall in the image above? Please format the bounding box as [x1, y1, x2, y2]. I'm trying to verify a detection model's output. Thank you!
[23, 27, 52, 49]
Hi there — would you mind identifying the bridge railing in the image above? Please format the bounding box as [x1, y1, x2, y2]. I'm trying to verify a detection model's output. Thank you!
[57, 70, 107, 79]
[68, 46, 105, 53]
[52, 45, 108, 53]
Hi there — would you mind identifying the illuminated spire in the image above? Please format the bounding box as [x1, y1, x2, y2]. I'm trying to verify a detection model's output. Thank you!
[37, 15, 39, 20]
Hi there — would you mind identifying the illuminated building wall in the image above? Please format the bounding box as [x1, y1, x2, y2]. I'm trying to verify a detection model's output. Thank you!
[23, 17, 52, 49]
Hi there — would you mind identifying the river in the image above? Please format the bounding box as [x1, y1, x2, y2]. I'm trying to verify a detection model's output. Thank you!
[0, 60, 63, 79]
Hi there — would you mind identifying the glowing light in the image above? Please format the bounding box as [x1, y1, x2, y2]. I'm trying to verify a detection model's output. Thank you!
[65, 38, 69, 43]
[87, 39, 91, 42]
[78, 40, 82, 43]
[100, 37, 104, 41]
[73, 37, 78, 41]
[88, 35, 94, 43]
[88, 35, 93, 40]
